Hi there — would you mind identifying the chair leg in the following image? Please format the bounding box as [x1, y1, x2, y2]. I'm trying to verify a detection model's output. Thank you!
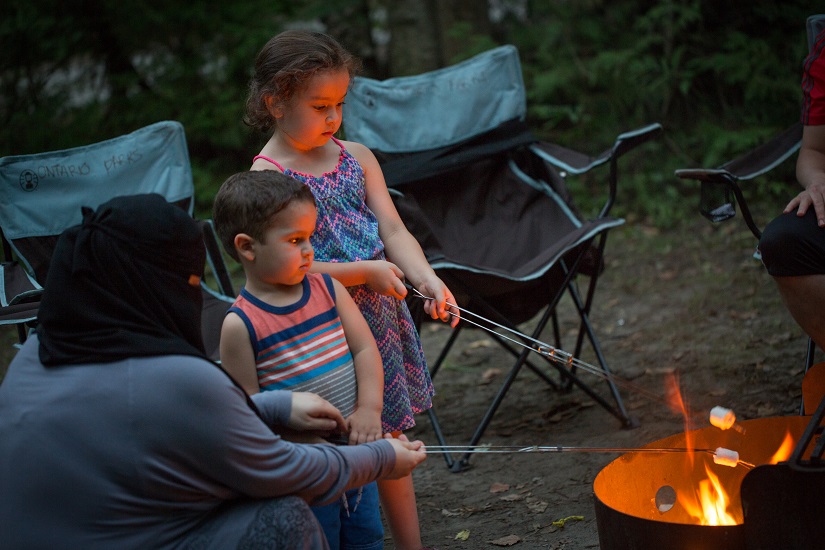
[424, 323, 464, 469]
[425, 407, 456, 470]
[800, 337, 818, 415]
[424, 256, 635, 472]
[563, 280, 635, 428]
[451, 303, 636, 471]
[453, 345, 535, 472]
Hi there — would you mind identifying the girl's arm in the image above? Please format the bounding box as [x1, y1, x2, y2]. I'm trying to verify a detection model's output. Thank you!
[219, 312, 262, 396]
[311, 258, 408, 300]
[347, 141, 460, 326]
[332, 277, 385, 444]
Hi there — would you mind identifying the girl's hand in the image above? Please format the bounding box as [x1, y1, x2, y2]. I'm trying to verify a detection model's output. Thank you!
[345, 407, 383, 445]
[383, 433, 426, 479]
[363, 260, 408, 300]
[418, 276, 460, 327]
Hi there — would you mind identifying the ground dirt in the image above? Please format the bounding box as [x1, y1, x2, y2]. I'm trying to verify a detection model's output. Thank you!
[0, 218, 818, 549]
[398, 218, 818, 550]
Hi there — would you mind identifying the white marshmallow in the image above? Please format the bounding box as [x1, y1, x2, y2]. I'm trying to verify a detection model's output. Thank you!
[709, 406, 736, 430]
[713, 447, 739, 468]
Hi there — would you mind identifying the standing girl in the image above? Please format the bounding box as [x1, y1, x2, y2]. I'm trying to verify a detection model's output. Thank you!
[244, 30, 459, 550]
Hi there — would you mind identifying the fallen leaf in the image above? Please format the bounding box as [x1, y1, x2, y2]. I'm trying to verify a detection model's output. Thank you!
[526, 499, 548, 513]
[490, 534, 520, 546]
[500, 493, 523, 502]
[441, 509, 462, 517]
[729, 309, 757, 320]
[552, 515, 585, 528]
[480, 367, 502, 384]
[455, 529, 470, 541]
[468, 339, 493, 349]
[659, 269, 678, 281]
[490, 482, 510, 493]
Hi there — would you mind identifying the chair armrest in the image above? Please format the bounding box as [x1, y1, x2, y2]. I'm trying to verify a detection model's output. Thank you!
[675, 123, 802, 184]
[529, 123, 663, 176]
[529, 123, 662, 219]
[721, 123, 802, 181]
[674, 123, 802, 241]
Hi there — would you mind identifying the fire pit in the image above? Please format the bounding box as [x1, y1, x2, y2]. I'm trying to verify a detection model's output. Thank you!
[593, 414, 825, 549]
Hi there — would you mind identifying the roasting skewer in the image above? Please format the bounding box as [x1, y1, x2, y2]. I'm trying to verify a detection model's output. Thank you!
[420, 444, 755, 469]
[407, 286, 757, 468]
[406, 284, 721, 421]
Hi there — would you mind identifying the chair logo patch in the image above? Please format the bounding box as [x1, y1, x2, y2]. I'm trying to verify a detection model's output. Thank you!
[19, 170, 38, 192]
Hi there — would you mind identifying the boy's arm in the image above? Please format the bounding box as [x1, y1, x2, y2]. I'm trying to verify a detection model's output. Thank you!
[219, 312, 261, 396]
[332, 278, 384, 444]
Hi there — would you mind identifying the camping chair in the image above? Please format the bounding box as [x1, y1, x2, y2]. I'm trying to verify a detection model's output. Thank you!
[0, 120, 235, 361]
[344, 45, 662, 471]
[675, 14, 825, 414]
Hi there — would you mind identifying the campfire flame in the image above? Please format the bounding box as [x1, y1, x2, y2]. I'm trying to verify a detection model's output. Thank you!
[768, 429, 794, 464]
[664, 373, 740, 524]
[664, 372, 696, 467]
[660, 374, 802, 526]
[678, 463, 741, 525]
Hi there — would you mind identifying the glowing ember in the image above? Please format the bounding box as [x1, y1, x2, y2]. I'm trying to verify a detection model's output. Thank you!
[678, 463, 741, 525]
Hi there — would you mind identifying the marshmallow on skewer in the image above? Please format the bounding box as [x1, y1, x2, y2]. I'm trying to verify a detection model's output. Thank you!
[709, 406, 736, 430]
[713, 447, 739, 468]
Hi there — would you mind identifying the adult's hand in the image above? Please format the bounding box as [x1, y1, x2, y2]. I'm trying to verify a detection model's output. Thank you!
[791, 125, 825, 227]
[382, 433, 427, 479]
[784, 180, 825, 227]
[288, 392, 347, 435]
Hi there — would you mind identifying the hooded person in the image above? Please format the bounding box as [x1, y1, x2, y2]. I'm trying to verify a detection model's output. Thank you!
[0, 193, 426, 550]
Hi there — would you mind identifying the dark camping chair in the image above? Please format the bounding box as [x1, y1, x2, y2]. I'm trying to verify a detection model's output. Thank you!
[344, 45, 662, 471]
[0, 120, 236, 361]
[675, 14, 825, 413]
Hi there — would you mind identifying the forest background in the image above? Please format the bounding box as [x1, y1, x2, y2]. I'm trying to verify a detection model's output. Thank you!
[3, 3, 824, 546]
[2, 0, 818, 228]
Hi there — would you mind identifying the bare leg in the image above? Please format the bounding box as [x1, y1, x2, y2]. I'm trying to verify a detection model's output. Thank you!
[774, 274, 825, 350]
[378, 432, 423, 550]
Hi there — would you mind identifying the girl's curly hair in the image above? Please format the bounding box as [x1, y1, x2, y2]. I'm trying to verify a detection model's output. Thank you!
[244, 30, 362, 133]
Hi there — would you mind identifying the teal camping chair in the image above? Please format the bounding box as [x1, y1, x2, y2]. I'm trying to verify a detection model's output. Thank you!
[0, 121, 236, 360]
[345, 45, 662, 471]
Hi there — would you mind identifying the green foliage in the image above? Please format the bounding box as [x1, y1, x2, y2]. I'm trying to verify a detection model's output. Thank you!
[498, 0, 815, 226]
[1, 0, 819, 228]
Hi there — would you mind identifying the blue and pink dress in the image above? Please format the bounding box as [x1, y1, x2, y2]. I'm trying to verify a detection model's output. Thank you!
[254, 139, 433, 432]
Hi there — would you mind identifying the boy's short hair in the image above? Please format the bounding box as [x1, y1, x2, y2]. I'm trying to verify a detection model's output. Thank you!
[213, 170, 316, 262]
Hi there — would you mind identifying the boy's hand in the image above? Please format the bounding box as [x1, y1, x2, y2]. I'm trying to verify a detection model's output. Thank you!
[346, 408, 383, 445]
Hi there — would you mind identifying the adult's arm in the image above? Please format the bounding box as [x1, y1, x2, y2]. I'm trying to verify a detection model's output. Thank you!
[135, 358, 395, 506]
